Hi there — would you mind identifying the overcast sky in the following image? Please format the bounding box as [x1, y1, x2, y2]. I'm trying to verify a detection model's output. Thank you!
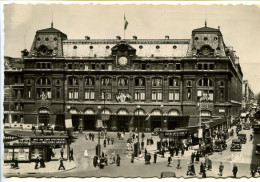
[3, 3, 260, 94]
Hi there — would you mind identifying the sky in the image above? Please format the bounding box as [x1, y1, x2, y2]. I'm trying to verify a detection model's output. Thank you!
[3, 3, 260, 94]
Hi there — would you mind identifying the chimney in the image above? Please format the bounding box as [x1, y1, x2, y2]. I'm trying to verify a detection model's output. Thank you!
[133, 35, 137, 40]
[165, 35, 169, 39]
[218, 26, 220, 29]
[116, 36, 121, 40]
[85, 36, 90, 40]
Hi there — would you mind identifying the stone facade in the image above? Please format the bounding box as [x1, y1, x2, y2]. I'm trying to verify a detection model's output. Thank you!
[4, 23, 243, 132]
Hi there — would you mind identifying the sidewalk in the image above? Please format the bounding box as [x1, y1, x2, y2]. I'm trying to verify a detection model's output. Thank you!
[4, 160, 76, 175]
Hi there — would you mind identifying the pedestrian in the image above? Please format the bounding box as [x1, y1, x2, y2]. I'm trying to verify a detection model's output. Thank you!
[146, 138, 149, 145]
[99, 156, 105, 169]
[153, 152, 157, 163]
[200, 162, 205, 174]
[176, 147, 179, 156]
[93, 155, 98, 167]
[162, 147, 165, 158]
[51, 127, 54, 135]
[40, 156, 45, 168]
[219, 162, 224, 176]
[89, 133, 92, 140]
[60, 148, 64, 158]
[116, 154, 121, 166]
[207, 159, 212, 171]
[181, 148, 185, 156]
[195, 152, 200, 163]
[202, 168, 207, 178]
[142, 132, 145, 140]
[187, 163, 192, 176]
[257, 166, 260, 175]
[141, 140, 144, 150]
[35, 156, 39, 169]
[58, 157, 65, 170]
[250, 169, 256, 177]
[104, 138, 107, 148]
[204, 155, 209, 168]
[111, 138, 114, 145]
[191, 152, 195, 163]
[102, 151, 105, 158]
[107, 137, 110, 145]
[92, 133, 95, 141]
[191, 162, 196, 175]
[131, 152, 134, 163]
[144, 148, 147, 157]
[177, 159, 182, 169]
[232, 164, 238, 178]
[69, 148, 74, 161]
[167, 156, 172, 167]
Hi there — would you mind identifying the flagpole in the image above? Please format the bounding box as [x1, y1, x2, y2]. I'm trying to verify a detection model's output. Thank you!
[124, 13, 125, 40]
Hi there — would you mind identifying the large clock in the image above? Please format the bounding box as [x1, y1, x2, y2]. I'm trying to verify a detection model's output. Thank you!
[118, 56, 128, 66]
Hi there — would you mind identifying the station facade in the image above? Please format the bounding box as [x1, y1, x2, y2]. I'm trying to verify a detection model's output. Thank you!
[4, 22, 243, 132]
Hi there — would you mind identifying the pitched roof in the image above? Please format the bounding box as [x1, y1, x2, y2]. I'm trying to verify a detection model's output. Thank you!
[192, 26, 222, 35]
[36, 27, 67, 36]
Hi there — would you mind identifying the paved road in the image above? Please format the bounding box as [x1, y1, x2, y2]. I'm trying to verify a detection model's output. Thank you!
[4, 128, 260, 178]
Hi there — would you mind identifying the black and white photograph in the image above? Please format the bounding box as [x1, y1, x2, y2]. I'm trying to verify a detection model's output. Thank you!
[1, 2, 260, 179]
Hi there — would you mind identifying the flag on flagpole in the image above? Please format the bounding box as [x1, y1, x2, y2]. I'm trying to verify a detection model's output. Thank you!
[124, 14, 128, 30]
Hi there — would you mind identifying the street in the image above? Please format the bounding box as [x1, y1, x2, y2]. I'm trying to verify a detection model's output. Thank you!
[4, 127, 260, 178]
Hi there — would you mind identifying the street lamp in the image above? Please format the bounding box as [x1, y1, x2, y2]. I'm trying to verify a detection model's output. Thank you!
[135, 105, 140, 157]
[160, 105, 163, 154]
[96, 105, 102, 157]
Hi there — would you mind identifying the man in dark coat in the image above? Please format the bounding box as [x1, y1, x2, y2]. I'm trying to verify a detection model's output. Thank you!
[141, 140, 145, 150]
[116, 154, 121, 166]
[153, 152, 157, 163]
[111, 138, 114, 145]
[58, 157, 65, 170]
[69, 148, 74, 161]
[162, 147, 165, 158]
[191, 152, 195, 163]
[40, 156, 45, 168]
[200, 162, 205, 174]
[232, 164, 238, 178]
[104, 139, 107, 148]
[35, 156, 39, 169]
[131, 152, 134, 163]
[93, 156, 98, 167]
[144, 148, 147, 157]
[60, 148, 64, 158]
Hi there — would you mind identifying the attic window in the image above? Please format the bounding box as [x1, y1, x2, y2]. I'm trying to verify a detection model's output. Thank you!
[54, 38, 57, 41]
[37, 37, 41, 41]
[156, 45, 160, 49]
[173, 45, 177, 49]
[45, 38, 49, 41]
[73, 46, 77, 49]
[214, 37, 218, 41]
[204, 37, 208, 41]
[139, 45, 143, 49]
[106, 46, 110, 49]
[194, 37, 199, 41]
[89, 46, 93, 49]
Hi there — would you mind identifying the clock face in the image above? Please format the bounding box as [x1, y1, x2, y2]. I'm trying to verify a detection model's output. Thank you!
[118, 56, 128, 66]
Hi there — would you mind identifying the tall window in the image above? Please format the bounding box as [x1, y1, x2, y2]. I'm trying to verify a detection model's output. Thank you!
[101, 77, 112, 100]
[135, 77, 146, 101]
[85, 77, 95, 100]
[36, 77, 52, 99]
[118, 77, 128, 87]
[169, 77, 180, 102]
[68, 76, 79, 100]
[152, 77, 163, 102]
[219, 81, 225, 102]
[197, 78, 214, 102]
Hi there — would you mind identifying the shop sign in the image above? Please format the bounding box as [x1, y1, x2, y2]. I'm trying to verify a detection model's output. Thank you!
[4, 133, 22, 142]
[160, 131, 188, 138]
[30, 137, 68, 145]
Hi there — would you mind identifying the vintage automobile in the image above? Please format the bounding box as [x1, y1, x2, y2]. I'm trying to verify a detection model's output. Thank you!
[256, 144, 260, 155]
[243, 123, 251, 130]
[214, 140, 226, 152]
[237, 133, 247, 144]
[230, 139, 242, 151]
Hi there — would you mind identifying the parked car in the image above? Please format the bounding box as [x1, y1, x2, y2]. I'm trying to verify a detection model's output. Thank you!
[214, 140, 226, 152]
[151, 128, 161, 136]
[256, 144, 260, 155]
[237, 133, 247, 144]
[231, 139, 242, 151]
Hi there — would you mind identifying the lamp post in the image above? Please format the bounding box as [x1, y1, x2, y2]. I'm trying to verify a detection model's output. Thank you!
[137, 105, 140, 156]
[197, 96, 202, 149]
[160, 105, 163, 154]
[96, 105, 102, 157]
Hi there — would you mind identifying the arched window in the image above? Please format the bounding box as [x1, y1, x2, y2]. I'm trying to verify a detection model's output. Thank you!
[118, 77, 128, 87]
[169, 78, 179, 87]
[36, 77, 52, 99]
[68, 77, 79, 86]
[197, 78, 214, 102]
[101, 77, 112, 86]
[169, 77, 180, 102]
[85, 77, 95, 86]
[84, 77, 95, 100]
[152, 77, 162, 87]
[135, 77, 145, 87]
[101, 77, 112, 100]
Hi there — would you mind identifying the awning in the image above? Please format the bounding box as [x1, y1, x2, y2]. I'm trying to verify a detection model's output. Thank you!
[202, 118, 226, 128]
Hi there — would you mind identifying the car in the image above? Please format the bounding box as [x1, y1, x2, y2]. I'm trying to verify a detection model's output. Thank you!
[231, 139, 242, 151]
[256, 144, 260, 155]
[151, 128, 161, 136]
[214, 140, 226, 152]
[237, 133, 247, 144]
[161, 172, 176, 178]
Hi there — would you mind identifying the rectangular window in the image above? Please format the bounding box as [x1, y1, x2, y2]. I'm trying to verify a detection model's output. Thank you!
[169, 90, 180, 101]
[176, 63, 181, 70]
[56, 88, 61, 99]
[175, 92, 180, 101]
[169, 92, 174, 101]
[47, 63, 51, 69]
[187, 88, 191, 100]
[91, 64, 95, 70]
[75, 64, 80, 70]
[68, 89, 78, 100]
[101, 90, 112, 100]
[204, 64, 208, 70]
[101, 64, 105, 70]
[108, 64, 112, 71]
[85, 64, 89, 71]
[142, 64, 146, 70]
[135, 90, 145, 101]
[152, 90, 162, 101]
[220, 89, 224, 102]
[27, 87, 31, 98]
[68, 63, 73, 70]
[85, 89, 95, 100]
[198, 63, 202, 70]
[209, 64, 214, 70]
